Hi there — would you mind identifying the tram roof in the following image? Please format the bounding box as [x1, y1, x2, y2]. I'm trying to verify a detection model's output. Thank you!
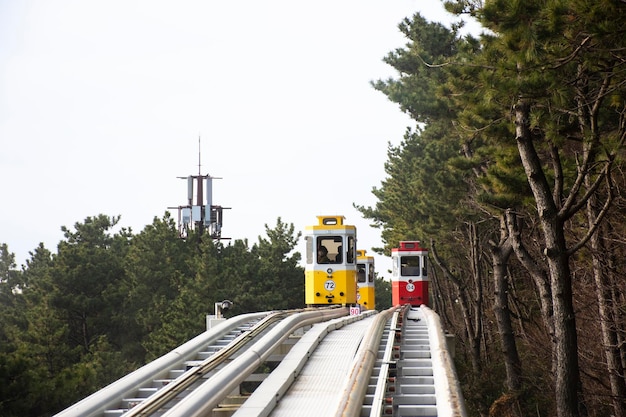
[356, 249, 374, 262]
[392, 241, 428, 253]
[305, 215, 356, 231]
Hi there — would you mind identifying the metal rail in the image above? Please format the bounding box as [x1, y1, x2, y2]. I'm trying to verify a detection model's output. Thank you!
[122, 310, 295, 417]
[161, 307, 350, 417]
[367, 307, 404, 417]
[232, 309, 379, 417]
[335, 306, 402, 417]
[420, 306, 467, 417]
[55, 305, 467, 417]
[54, 311, 270, 417]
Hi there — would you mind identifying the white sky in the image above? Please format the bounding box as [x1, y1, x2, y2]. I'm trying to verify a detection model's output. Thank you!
[0, 0, 475, 277]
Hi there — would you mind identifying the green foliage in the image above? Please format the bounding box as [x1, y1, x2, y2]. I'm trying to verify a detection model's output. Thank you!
[52, 215, 131, 354]
[0, 244, 20, 290]
[374, 277, 392, 310]
[249, 218, 304, 311]
[0, 213, 306, 415]
[122, 213, 194, 361]
[218, 218, 304, 316]
[362, 10, 538, 260]
[364, 1, 626, 416]
[1, 2, 623, 416]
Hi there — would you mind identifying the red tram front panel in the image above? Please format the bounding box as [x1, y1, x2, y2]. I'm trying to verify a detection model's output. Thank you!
[391, 241, 429, 307]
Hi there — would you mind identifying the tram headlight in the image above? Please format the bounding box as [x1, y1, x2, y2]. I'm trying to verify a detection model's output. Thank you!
[326, 268, 333, 275]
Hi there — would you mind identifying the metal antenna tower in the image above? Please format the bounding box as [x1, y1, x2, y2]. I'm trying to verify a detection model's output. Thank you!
[168, 136, 230, 240]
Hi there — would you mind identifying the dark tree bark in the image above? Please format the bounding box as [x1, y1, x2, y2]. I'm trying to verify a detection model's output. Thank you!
[514, 100, 584, 417]
[505, 210, 554, 344]
[490, 215, 522, 394]
[587, 195, 626, 417]
[430, 237, 482, 374]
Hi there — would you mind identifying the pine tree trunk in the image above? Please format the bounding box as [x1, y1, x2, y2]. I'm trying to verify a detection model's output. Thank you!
[514, 100, 583, 417]
[430, 239, 482, 374]
[589, 211, 626, 416]
[490, 218, 522, 394]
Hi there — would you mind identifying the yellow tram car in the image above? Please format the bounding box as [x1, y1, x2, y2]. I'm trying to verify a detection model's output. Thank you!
[356, 249, 375, 310]
[304, 215, 357, 305]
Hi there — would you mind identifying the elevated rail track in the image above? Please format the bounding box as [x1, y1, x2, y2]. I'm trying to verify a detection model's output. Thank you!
[54, 306, 465, 417]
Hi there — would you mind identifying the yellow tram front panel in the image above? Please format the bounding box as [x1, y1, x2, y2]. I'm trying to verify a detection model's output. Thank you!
[305, 269, 356, 305]
[356, 249, 375, 310]
[304, 215, 357, 305]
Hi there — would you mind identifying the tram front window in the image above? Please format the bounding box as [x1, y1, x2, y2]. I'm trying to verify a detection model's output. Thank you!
[357, 264, 366, 283]
[401, 255, 421, 276]
[318, 246, 331, 263]
[335, 245, 343, 263]
[317, 237, 342, 264]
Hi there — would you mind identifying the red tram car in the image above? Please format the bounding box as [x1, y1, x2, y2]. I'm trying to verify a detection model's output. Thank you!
[391, 241, 429, 307]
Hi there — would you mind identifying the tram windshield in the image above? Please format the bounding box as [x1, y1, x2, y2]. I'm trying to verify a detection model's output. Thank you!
[357, 264, 366, 282]
[400, 255, 422, 276]
[317, 237, 342, 264]
[317, 236, 355, 264]
[357, 263, 375, 283]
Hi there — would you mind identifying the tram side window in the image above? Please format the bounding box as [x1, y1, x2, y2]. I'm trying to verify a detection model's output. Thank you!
[347, 236, 355, 263]
[357, 264, 366, 283]
[369, 264, 375, 283]
[305, 236, 313, 264]
[422, 257, 428, 276]
[401, 256, 421, 276]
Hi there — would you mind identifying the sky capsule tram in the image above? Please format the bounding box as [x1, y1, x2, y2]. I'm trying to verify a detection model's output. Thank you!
[305, 215, 357, 305]
[391, 241, 429, 307]
[356, 249, 375, 310]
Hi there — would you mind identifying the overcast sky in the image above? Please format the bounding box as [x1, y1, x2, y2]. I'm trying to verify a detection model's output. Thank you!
[1, 1, 476, 276]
